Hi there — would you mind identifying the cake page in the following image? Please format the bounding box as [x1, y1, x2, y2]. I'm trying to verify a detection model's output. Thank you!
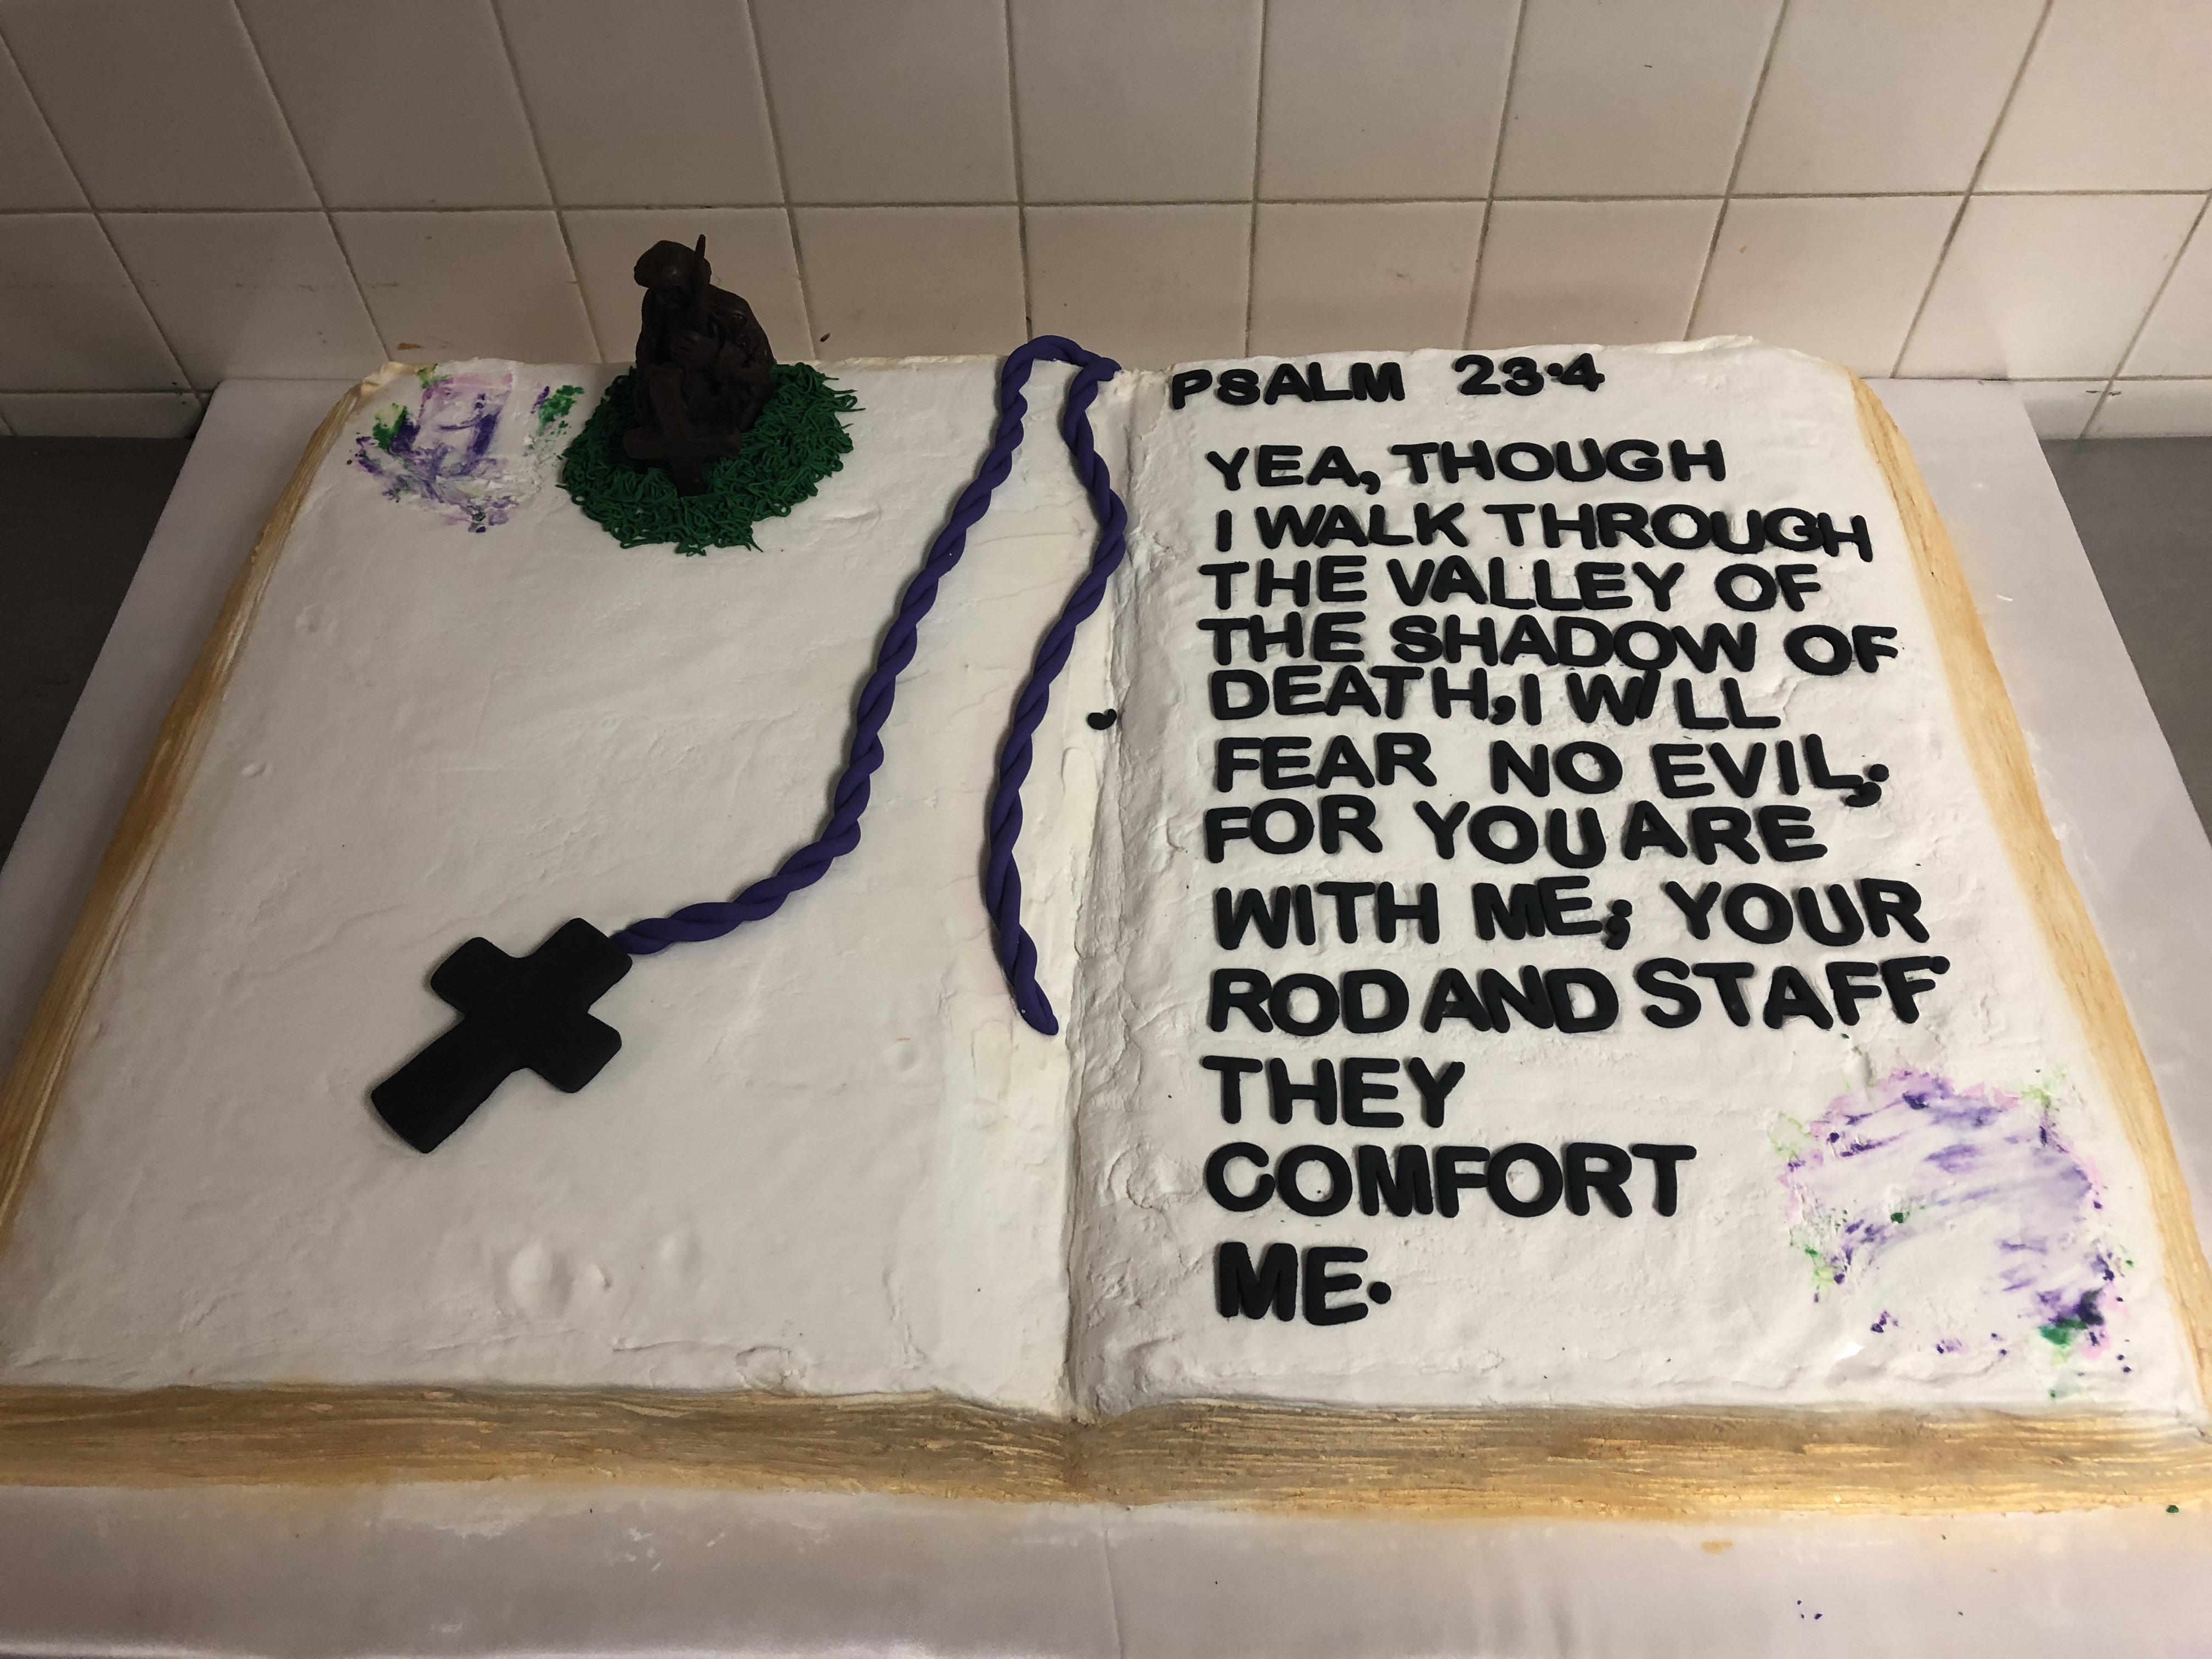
[0, 358, 1123, 1415]
[1069, 340, 2204, 1420]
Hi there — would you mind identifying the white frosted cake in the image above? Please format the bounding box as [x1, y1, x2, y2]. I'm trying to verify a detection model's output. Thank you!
[0, 340, 2206, 1512]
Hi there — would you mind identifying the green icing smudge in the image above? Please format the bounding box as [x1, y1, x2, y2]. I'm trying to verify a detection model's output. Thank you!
[537, 383, 582, 433]
[368, 405, 407, 454]
[1800, 1243, 1841, 1293]
[2038, 1288, 2107, 1350]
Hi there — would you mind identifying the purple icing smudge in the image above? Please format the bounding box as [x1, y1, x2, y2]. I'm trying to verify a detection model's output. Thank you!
[1780, 1067, 2123, 1364]
[352, 367, 578, 532]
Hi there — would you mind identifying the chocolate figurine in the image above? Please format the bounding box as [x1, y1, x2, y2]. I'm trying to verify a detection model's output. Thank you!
[622, 236, 776, 495]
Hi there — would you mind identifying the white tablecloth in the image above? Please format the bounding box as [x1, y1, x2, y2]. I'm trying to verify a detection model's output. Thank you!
[0, 377, 2207, 1658]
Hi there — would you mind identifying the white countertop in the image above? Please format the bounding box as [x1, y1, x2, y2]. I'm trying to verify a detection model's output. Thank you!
[0, 376, 2207, 1658]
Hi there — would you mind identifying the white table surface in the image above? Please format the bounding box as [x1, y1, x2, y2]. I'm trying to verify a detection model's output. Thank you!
[1, 376, 2208, 1658]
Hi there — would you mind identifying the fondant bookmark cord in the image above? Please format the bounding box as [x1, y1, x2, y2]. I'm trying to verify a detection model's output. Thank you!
[611, 335, 1127, 1036]
[981, 352, 1128, 1033]
[373, 338, 1124, 1151]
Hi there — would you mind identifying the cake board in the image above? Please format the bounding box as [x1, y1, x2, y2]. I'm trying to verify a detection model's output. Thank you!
[0, 379, 2209, 1654]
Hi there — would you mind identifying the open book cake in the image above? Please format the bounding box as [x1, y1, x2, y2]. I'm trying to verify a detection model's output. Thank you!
[1, 339, 2207, 1513]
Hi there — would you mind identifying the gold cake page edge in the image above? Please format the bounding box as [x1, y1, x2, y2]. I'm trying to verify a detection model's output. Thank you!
[0, 368, 397, 1266]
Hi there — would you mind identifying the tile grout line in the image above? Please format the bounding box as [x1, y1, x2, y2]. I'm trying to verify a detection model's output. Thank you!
[1003, 0, 1033, 340]
[485, 0, 600, 363]
[225, 0, 391, 378]
[1460, 0, 1530, 348]
[2086, 190, 2211, 437]
[1240, 0, 1270, 356]
[0, 21, 196, 405]
[745, 0, 818, 352]
[1888, 0, 2055, 380]
[1846, 186, 2208, 200]
[223, 0, 351, 338]
[0, 24, 85, 217]
[1681, 0, 1794, 344]
[1, 187, 2205, 221]
[222, 0, 330, 205]
[76, 222, 192, 396]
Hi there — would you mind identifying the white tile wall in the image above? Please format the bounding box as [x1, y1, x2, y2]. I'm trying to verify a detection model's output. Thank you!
[1469, 199, 1718, 349]
[106, 212, 383, 385]
[498, 0, 782, 209]
[1979, 0, 2212, 194]
[1257, 0, 1515, 202]
[0, 0, 2205, 433]
[1899, 194, 2201, 379]
[2013, 381, 2110, 442]
[0, 213, 184, 391]
[0, 0, 315, 210]
[0, 390, 204, 438]
[1248, 202, 1483, 354]
[2087, 379, 2212, 438]
[2125, 208, 2212, 378]
[237, 0, 549, 209]
[1733, 0, 2044, 195]
[1693, 195, 1959, 375]
[793, 206, 1024, 356]
[1026, 204, 1250, 367]
[1492, 0, 1784, 198]
[752, 0, 1015, 205]
[334, 211, 595, 362]
[0, 34, 81, 211]
[1011, 0, 1260, 204]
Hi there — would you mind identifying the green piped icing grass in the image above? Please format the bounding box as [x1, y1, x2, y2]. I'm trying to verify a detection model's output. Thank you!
[559, 365, 857, 557]
[537, 382, 582, 432]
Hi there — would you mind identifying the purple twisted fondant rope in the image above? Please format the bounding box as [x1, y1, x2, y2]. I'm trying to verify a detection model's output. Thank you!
[612, 336, 1127, 1043]
[981, 353, 1128, 1035]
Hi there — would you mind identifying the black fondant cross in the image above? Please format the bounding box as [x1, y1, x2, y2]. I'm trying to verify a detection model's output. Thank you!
[371, 919, 631, 1153]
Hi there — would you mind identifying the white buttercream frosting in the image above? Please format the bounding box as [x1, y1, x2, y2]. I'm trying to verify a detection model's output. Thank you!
[0, 358, 1120, 1414]
[0, 342, 2198, 1431]
[1067, 341, 2202, 1421]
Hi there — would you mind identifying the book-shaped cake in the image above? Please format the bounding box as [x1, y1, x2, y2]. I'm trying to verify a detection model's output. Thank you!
[1, 340, 2206, 1513]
